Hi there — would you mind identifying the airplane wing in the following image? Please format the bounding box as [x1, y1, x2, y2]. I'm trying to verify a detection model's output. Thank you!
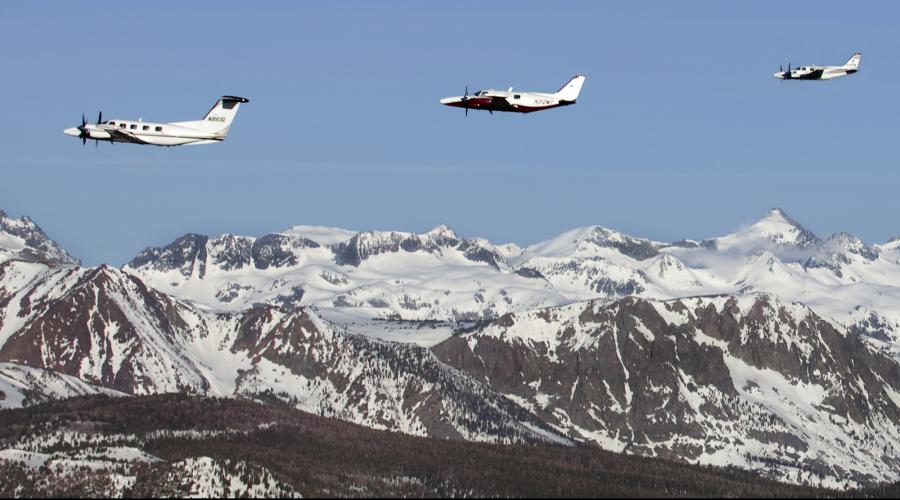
[105, 128, 150, 144]
[485, 95, 517, 112]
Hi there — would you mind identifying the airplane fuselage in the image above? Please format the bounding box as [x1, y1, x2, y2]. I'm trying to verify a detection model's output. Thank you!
[773, 53, 861, 81]
[441, 90, 574, 114]
[64, 96, 248, 147]
[65, 120, 225, 146]
[440, 75, 586, 115]
[773, 65, 857, 81]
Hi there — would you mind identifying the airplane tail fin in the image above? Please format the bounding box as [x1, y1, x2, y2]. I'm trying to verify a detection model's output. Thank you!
[843, 53, 862, 70]
[192, 96, 249, 135]
[553, 75, 586, 101]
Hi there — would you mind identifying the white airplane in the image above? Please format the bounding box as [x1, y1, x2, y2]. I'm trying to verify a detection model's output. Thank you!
[773, 53, 861, 81]
[64, 96, 249, 146]
[440, 75, 586, 115]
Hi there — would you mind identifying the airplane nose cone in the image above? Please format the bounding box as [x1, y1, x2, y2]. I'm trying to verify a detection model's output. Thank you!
[440, 97, 460, 105]
[64, 127, 81, 137]
[773, 72, 784, 79]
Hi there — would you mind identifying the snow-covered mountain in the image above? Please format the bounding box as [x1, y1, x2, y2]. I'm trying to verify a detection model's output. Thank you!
[121, 208, 900, 360]
[123, 225, 567, 323]
[0, 210, 78, 266]
[2, 208, 899, 488]
[0, 257, 559, 444]
[433, 294, 900, 488]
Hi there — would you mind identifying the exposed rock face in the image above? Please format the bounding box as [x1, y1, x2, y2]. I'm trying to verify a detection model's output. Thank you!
[251, 233, 320, 270]
[331, 227, 507, 269]
[433, 294, 900, 487]
[207, 234, 253, 272]
[128, 233, 209, 278]
[580, 226, 662, 260]
[332, 231, 425, 267]
[0, 262, 210, 395]
[231, 307, 556, 442]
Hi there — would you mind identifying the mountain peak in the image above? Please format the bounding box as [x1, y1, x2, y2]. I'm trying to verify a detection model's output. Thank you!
[761, 207, 802, 226]
[424, 224, 459, 239]
[0, 210, 79, 266]
[421, 224, 461, 249]
[711, 208, 820, 252]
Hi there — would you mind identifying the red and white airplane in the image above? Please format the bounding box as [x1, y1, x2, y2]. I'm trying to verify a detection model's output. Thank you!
[440, 75, 586, 115]
[64, 96, 249, 146]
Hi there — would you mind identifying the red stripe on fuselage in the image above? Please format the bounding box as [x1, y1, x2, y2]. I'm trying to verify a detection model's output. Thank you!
[443, 100, 573, 113]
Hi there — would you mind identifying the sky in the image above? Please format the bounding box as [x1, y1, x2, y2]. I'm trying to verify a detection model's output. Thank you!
[1, 1, 899, 266]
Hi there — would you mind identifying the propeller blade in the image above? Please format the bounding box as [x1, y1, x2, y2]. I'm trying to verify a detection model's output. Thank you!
[97, 111, 102, 125]
[95, 139, 98, 148]
[463, 84, 469, 116]
[81, 113, 86, 127]
[82, 136, 86, 146]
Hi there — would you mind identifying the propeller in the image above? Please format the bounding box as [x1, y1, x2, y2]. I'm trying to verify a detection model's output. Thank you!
[96, 112, 105, 147]
[462, 85, 469, 116]
[76, 112, 104, 146]
[778, 63, 792, 80]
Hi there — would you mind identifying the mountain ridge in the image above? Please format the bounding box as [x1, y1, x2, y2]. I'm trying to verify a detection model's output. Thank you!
[1, 207, 899, 489]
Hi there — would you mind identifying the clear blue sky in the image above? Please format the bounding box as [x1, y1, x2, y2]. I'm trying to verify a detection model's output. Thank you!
[1, 1, 898, 265]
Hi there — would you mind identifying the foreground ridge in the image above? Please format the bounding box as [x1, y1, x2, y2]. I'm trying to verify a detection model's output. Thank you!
[0, 394, 838, 498]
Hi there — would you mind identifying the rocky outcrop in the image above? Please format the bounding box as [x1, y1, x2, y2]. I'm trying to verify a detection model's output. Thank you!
[433, 294, 900, 487]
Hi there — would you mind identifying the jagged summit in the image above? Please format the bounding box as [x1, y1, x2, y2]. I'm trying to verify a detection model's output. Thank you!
[706, 207, 820, 252]
[0, 210, 79, 265]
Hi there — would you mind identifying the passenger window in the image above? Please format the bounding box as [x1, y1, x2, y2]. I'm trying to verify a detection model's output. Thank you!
[514, 95, 521, 99]
[155, 126, 163, 132]
[130, 124, 137, 130]
[143, 125, 149, 131]
[119, 123, 126, 128]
